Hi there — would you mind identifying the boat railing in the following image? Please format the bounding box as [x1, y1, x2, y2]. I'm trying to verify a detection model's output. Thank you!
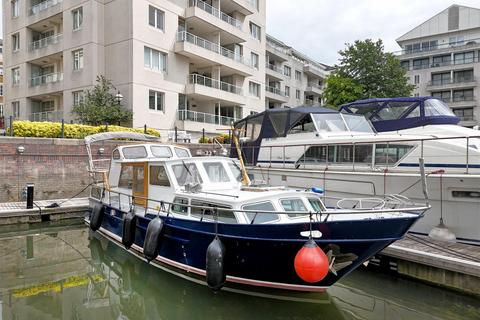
[91, 186, 429, 218]
[237, 133, 480, 174]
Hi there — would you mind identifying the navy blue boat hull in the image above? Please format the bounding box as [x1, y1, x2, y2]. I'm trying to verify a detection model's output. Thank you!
[87, 200, 421, 291]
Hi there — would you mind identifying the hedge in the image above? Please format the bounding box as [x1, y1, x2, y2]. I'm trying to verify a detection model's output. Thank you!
[9, 121, 160, 139]
[198, 133, 231, 144]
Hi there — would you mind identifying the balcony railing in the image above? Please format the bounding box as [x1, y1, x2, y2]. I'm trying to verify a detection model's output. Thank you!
[188, 0, 242, 29]
[266, 63, 282, 73]
[178, 109, 237, 126]
[29, 33, 62, 51]
[265, 85, 285, 96]
[427, 77, 476, 87]
[29, 0, 62, 16]
[30, 72, 63, 87]
[395, 37, 480, 56]
[402, 57, 480, 71]
[458, 115, 477, 122]
[177, 31, 250, 66]
[304, 99, 315, 105]
[307, 82, 323, 89]
[29, 110, 63, 122]
[189, 74, 243, 95]
[304, 63, 327, 77]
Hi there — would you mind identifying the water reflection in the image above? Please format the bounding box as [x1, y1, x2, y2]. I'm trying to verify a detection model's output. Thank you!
[0, 222, 479, 320]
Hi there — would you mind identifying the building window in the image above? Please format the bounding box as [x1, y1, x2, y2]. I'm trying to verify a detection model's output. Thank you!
[412, 58, 429, 70]
[431, 72, 450, 85]
[454, 51, 474, 65]
[432, 91, 451, 102]
[12, 33, 20, 51]
[285, 86, 290, 97]
[72, 7, 83, 31]
[250, 0, 259, 10]
[251, 52, 259, 69]
[453, 89, 474, 102]
[295, 70, 302, 80]
[12, 67, 20, 85]
[149, 90, 164, 111]
[453, 108, 474, 121]
[414, 75, 420, 84]
[12, 101, 20, 118]
[296, 89, 301, 100]
[149, 5, 165, 30]
[72, 49, 84, 70]
[432, 55, 451, 67]
[284, 66, 291, 77]
[414, 93, 419, 97]
[249, 81, 260, 97]
[249, 22, 261, 40]
[73, 91, 84, 106]
[454, 69, 474, 83]
[0, 104, 3, 117]
[400, 60, 410, 70]
[11, 0, 19, 18]
[0, 85, 3, 96]
[144, 47, 167, 72]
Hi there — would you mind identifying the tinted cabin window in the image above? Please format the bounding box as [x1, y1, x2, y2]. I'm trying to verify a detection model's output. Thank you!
[175, 148, 190, 158]
[123, 146, 148, 159]
[269, 112, 288, 136]
[172, 163, 203, 186]
[308, 198, 326, 212]
[280, 198, 308, 218]
[376, 102, 417, 120]
[203, 162, 230, 183]
[375, 144, 413, 165]
[150, 165, 170, 186]
[171, 197, 188, 215]
[298, 145, 373, 165]
[112, 149, 121, 160]
[228, 161, 242, 182]
[151, 146, 173, 158]
[345, 103, 380, 120]
[243, 201, 279, 224]
[289, 115, 316, 134]
[191, 201, 236, 223]
[245, 115, 264, 140]
[118, 165, 133, 189]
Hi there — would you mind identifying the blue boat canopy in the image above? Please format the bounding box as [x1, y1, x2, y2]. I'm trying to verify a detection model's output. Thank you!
[339, 97, 459, 132]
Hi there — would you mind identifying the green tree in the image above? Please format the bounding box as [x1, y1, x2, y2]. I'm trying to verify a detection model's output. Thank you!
[72, 75, 133, 125]
[323, 74, 364, 108]
[325, 39, 414, 107]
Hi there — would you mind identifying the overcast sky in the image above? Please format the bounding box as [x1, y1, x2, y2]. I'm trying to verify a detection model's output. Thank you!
[1, 1, 479, 66]
[267, 0, 480, 66]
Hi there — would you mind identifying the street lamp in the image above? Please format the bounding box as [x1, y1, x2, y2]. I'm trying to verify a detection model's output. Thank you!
[115, 91, 124, 105]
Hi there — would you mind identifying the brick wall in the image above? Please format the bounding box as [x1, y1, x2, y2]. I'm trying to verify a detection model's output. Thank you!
[0, 137, 229, 202]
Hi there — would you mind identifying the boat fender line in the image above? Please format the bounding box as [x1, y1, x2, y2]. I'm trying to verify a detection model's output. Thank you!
[122, 210, 138, 249]
[143, 216, 164, 262]
[90, 203, 105, 232]
[206, 235, 226, 292]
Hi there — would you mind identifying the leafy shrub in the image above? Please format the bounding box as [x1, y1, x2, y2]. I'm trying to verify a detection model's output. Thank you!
[10, 121, 160, 139]
[198, 136, 211, 144]
[198, 134, 231, 144]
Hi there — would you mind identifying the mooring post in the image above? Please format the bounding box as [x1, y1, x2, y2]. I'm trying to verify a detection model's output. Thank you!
[9, 115, 13, 137]
[26, 183, 34, 209]
[202, 128, 205, 142]
[175, 126, 178, 143]
[144, 124, 147, 134]
[61, 119, 65, 138]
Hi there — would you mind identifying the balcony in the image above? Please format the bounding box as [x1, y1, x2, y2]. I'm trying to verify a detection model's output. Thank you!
[427, 77, 477, 91]
[265, 85, 288, 103]
[176, 109, 236, 133]
[265, 63, 283, 81]
[443, 96, 477, 108]
[226, 0, 257, 15]
[186, 74, 246, 105]
[396, 39, 480, 58]
[29, 72, 63, 96]
[305, 83, 323, 95]
[303, 63, 328, 79]
[186, 0, 246, 43]
[29, 33, 62, 51]
[29, 110, 63, 122]
[31, 72, 63, 87]
[404, 57, 480, 72]
[266, 44, 289, 62]
[175, 31, 252, 76]
[28, 0, 63, 24]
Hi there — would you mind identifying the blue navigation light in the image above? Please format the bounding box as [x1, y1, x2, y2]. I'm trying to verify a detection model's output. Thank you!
[311, 187, 324, 194]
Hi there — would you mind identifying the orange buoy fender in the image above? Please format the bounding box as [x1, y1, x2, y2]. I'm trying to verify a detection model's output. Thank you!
[294, 239, 329, 283]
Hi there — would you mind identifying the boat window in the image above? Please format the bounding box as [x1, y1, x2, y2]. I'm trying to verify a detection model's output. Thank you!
[289, 115, 317, 134]
[405, 105, 421, 118]
[245, 115, 264, 141]
[203, 162, 230, 183]
[298, 145, 373, 164]
[191, 201, 236, 223]
[171, 162, 203, 186]
[228, 161, 242, 182]
[118, 165, 133, 189]
[171, 197, 188, 215]
[280, 198, 308, 218]
[375, 144, 414, 165]
[345, 103, 380, 119]
[376, 102, 417, 120]
[151, 146, 173, 158]
[112, 149, 121, 160]
[242, 201, 279, 224]
[269, 112, 288, 136]
[308, 198, 326, 212]
[150, 165, 170, 186]
[122, 146, 148, 159]
[175, 147, 190, 158]
[235, 120, 247, 137]
[424, 99, 456, 117]
[312, 114, 347, 132]
[342, 114, 374, 132]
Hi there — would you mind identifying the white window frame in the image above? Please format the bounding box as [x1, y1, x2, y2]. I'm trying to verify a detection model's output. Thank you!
[149, 5, 165, 31]
[11, 0, 19, 18]
[12, 101, 20, 118]
[295, 70, 302, 81]
[284, 65, 291, 77]
[149, 90, 164, 111]
[12, 67, 20, 85]
[72, 7, 83, 31]
[144, 47, 167, 73]
[249, 22, 261, 40]
[251, 52, 259, 69]
[285, 86, 290, 97]
[296, 89, 301, 100]
[249, 81, 260, 98]
[0, 104, 4, 117]
[12, 33, 20, 52]
[73, 90, 84, 106]
[72, 49, 84, 71]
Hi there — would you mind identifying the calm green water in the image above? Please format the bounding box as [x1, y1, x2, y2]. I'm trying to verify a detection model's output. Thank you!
[0, 221, 479, 320]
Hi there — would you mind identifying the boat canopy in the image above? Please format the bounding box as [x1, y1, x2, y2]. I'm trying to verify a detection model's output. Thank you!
[339, 97, 459, 132]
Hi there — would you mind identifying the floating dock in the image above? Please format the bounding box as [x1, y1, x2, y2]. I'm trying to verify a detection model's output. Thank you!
[377, 234, 480, 296]
[0, 197, 89, 225]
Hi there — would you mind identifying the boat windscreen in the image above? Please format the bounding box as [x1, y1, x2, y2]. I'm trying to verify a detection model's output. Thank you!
[312, 114, 348, 132]
[424, 99, 456, 116]
[342, 114, 375, 132]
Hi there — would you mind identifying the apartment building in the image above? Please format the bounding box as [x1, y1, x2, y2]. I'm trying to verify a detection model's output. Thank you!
[3, 0, 267, 136]
[0, 39, 4, 127]
[265, 35, 330, 109]
[396, 5, 480, 128]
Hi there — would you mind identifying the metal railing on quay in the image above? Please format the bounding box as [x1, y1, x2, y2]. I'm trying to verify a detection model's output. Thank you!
[177, 31, 250, 66]
[178, 109, 236, 126]
[29, 110, 64, 122]
[92, 186, 428, 219]
[29, 33, 63, 51]
[29, 0, 62, 15]
[188, 0, 242, 29]
[30, 72, 63, 87]
[189, 74, 243, 95]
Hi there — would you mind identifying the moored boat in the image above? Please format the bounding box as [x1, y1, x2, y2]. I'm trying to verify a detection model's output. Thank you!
[84, 132, 428, 292]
